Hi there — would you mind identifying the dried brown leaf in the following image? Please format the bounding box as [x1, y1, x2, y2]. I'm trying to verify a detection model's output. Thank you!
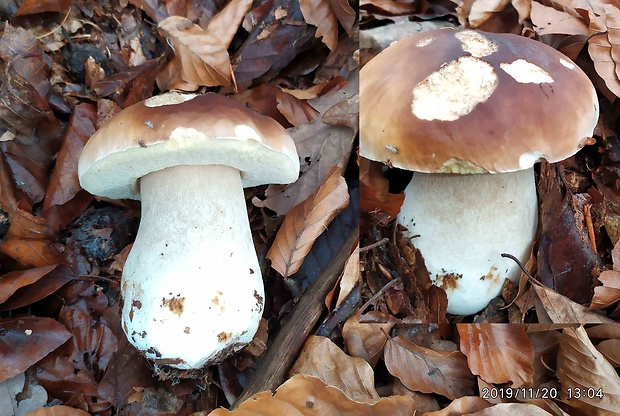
[530, 1, 588, 36]
[465, 403, 554, 415]
[0, 264, 57, 303]
[342, 311, 393, 367]
[556, 326, 620, 415]
[0, 264, 75, 311]
[23, 405, 91, 416]
[457, 324, 534, 388]
[0, 238, 66, 269]
[596, 339, 620, 367]
[157, 0, 251, 90]
[267, 167, 349, 277]
[588, 9, 620, 99]
[254, 76, 358, 216]
[0, 316, 72, 383]
[209, 374, 416, 416]
[384, 335, 475, 400]
[275, 89, 320, 127]
[299, 0, 355, 51]
[591, 270, 620, 309]
[43, 103, 96, 211]
[423, 396, 491, 416]
[290, 335, 379, 401]
[533, 284, 616, 323]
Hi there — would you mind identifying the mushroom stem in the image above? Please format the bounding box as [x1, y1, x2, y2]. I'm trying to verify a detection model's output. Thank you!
[396, 167, 538, 315]
[121, 164, 264, 369]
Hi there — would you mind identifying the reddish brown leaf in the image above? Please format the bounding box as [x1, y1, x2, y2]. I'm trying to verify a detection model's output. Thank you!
[384, 336, 475, 400]
[0, 264, 57, 303]
[0, 264, 76, 311]
[591, 270, 620, 309]
[267, 167, 349, 277]
[13, 0, 71, 16]
[43, 103, 96, 211]
[342, 311, 393, 367]
[0, 238, 66, 269]
[533, 284, 616, 323]
[0, 316, 72, 383]
[457, 324, 534, 388]
[588, 9, 620, 99]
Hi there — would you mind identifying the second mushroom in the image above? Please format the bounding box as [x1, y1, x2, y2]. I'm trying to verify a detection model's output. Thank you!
[360, 28, 599, 315]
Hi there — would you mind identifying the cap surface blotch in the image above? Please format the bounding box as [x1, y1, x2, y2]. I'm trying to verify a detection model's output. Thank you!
[412, 56, 498, 122]
[145, 92, 196, 107]
[455, 30, 498, 57]
[560, 58, 575, 69]
[416, 37, 435, 47]
[500, 59, 554, 84]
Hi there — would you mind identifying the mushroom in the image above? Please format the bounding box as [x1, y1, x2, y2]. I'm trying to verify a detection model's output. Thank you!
[360, 28, 599, 315]
[78, 92, 299, 368]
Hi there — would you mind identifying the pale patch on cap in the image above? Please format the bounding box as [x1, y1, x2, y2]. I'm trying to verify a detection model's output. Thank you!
[416, 37, 435, 47]
[455, 30, 498, 57]
[500, 59, 554, 84]
[440, 158, 488, 174]
[412, 56, 498, 122]
[560, 58, 575, 69]
[234, 125, 260, 141]
[145, 92, 197, 107]
[519, 151, 546, 169]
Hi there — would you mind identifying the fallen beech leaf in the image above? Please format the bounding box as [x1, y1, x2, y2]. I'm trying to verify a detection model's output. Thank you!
[0, 238, 66, 268]
[384, 335, 475, 400]
[0, 24, 55, 136]
[530, 1, 588, 36]
[335, 244, 360, 307]
[267, 167, 349, 277]
[465, 403, 554, 415]
[0, 264, 75, 311]
[209, 374, 416, 415]
[299, 0, 356, 51]
[590, 270, 620, 309]
[0, 316, 72, 383]
[23, 405, 91, 416]
[157, 0, 252, 90]
[533, 284, 616, 323]
[588, 8, 620, 99]
[457, 324, 534, 388]
[342, 311, 393, 367]
[423, 396, 491, 416]
[275, 89, 320, 127]
[596, 339, 620, 367]
[457, 0, 511, 28]
[556, 326, 620, 415]
[253, 74, 357, 215]
[4, 207, 51, 240]
[0, 264, 58, 303]
[233, 0, 317, 88]
[43, 103, 96, 211]
[290, 335, 378, 401]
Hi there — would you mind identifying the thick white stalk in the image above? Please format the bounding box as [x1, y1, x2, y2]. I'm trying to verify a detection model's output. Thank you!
[121, 164, 263, 369]
[397, 168, 538, 315]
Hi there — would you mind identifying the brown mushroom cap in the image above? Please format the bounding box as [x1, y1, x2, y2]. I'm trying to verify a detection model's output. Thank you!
[78, 92, 299, 199]
[360, 28, 599, 173]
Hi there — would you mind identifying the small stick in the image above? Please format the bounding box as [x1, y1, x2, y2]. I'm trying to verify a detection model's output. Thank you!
[360, 277, 401, 313]
[584, 204, 597, 251]
[360, 237, 389, 253]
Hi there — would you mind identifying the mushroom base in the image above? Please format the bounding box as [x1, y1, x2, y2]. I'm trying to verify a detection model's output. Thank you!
[121, 164, 264, 369]
[397, 168, 538, 315]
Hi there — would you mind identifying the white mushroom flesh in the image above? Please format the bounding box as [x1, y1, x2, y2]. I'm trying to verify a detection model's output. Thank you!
[396, 168, 538, 315]
[121, 164, 263, 369]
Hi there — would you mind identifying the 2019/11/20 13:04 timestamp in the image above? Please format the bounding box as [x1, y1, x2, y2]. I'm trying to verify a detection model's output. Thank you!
[481, 386, 605, 400]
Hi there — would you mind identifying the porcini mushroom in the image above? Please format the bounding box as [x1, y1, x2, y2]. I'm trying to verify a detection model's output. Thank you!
[360, 28, 599, 315]
[78, 92, 299, 368]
